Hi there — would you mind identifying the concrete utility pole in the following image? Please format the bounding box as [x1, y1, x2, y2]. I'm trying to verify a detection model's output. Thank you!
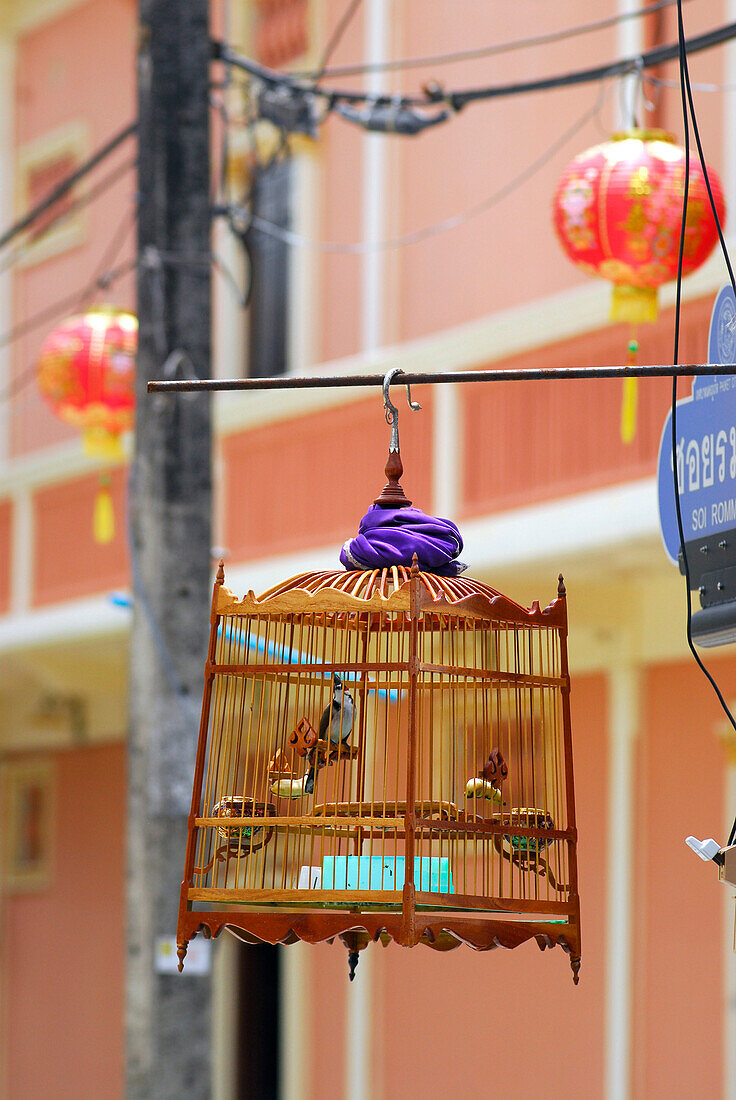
[128, 1, 213, 1096]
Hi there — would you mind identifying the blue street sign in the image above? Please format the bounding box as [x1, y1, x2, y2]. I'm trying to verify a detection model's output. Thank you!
[657, 284, 736, 564]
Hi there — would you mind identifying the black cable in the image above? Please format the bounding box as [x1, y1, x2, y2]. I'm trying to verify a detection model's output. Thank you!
[679, 13, 736, 847]
[670, 0, 736, 845]
[0, 155, 137, 279]
[446, 21, 736, 111]
[0, 256, 134, 354]
[224, 82, 608, 253]
[0, 120, 137, 252]
[645, 72, 736, 92]
[0, 258, 136, 404]
[314, 0, 363, 79]
[681, 52, 736, 295]
[215, 21, 736, 110]
[0, 206, 137, 403]
[303, 0, 692, 80]
[212, 248, 252, 309]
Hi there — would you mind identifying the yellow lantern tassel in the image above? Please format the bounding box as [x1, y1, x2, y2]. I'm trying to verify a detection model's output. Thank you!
[621, 336, 639, 445]
[610, 285, 658, 324]
[83, 425, 125, 461]
[93, 475, 115, 544]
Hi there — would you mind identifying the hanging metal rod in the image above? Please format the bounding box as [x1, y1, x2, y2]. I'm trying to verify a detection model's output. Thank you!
[148, 363, 736, 392]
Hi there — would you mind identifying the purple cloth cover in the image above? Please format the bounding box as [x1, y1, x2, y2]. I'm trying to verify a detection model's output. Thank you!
[340, 506, 467, 576]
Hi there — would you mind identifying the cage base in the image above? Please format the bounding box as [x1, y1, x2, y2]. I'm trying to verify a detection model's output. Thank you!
[176, 907, 581, 981]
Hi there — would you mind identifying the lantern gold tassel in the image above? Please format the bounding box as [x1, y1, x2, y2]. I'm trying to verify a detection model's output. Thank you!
[610, 285, 658, 325]
[621, 337, 639, 445]
[93, 475, 115, 545]
[83, 424, 126, 461]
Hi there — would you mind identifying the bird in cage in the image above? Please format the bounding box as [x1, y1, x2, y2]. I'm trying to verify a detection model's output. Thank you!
[270, 774, 310, 799]
[269, 747, 311, 800]
[304, 673, 355, 794]
[465, 747, 509, 803]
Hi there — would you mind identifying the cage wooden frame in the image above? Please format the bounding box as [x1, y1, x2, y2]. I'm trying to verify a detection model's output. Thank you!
[177, 560, 581, 981]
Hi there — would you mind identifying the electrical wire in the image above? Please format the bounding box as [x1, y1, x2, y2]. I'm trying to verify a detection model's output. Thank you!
[301, 0, 693, 80]
[0, 7, 726, 276]
[0, 245, 246, 408]
[0, 205, 137, 403]
[0, 155, 137, 279]
[0, 121, 137, 253]
[669, 0, 736, 844]
[225, 81, 609, 254]
[314, 0, 363, 79]
[0, 259, 136, 404]
[442, 21, 736, 111]
[215, 20, 736, 110]
[211, 248, 251, 309]
[645, 72, 736, 92]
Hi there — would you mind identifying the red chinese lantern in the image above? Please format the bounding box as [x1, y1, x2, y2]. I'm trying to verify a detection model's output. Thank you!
[37, 305, 137, 542]
[552, 129, 725, 441]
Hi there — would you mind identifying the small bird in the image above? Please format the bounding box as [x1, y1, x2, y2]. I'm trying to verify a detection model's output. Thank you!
[304, 673, 354, 794]
[270, 775, 309, 799]
[465, 747, 509, 802]
[465, 777, 503, 803]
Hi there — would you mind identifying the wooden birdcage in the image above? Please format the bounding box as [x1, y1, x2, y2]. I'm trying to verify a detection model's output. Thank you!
[176, 557, 581, 982]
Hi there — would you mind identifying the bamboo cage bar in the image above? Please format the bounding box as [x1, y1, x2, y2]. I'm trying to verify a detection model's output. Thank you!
[176, 560, 582, 982]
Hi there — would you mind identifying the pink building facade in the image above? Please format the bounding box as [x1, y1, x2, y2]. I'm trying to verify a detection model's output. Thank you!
[1, 1, 736, 1097]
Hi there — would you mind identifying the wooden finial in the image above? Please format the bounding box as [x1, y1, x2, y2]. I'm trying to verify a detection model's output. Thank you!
[374, 449, 412, 508]
[177, 942, 188, 972]
[375, 368, 418, 507]
[216, 560, 225, 585]
[557, 573, 566, 597]
[411, 553, 420, 577]
[570, 954, 581, 985]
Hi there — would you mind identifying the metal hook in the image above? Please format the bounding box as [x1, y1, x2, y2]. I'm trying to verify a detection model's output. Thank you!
[622, 58, 655, 130]
[633, 57, 655, 121]
[382, 368, 421, 454]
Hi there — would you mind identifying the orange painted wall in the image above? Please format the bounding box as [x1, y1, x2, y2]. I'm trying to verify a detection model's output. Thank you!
[631, 659, 729, 1098]
[655, 2, 726, 159]
[10, 0, 136, 458]
[462, 296, 714, 518]
[313, 0, 368, 364]
[308, 0, 730, 354]
[391, 0, 617, 342]
[33, 467, 128, 606]
[363, 671, 608, 1099]
[222, 392, 434, 563]
[3, 742, 125, 1100]
[0, 500, 11, 614]
[303, 943, 349, 1100]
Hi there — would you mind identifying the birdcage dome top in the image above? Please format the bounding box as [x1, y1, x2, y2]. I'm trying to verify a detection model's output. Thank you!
[218, 566, 568, 628]
[259, 566, 502, 604]
[214, 563, 566, 628]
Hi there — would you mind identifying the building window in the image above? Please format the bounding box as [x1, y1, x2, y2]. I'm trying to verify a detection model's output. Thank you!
[0, 757, 55, 892]
[16, 122, 88, 266]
